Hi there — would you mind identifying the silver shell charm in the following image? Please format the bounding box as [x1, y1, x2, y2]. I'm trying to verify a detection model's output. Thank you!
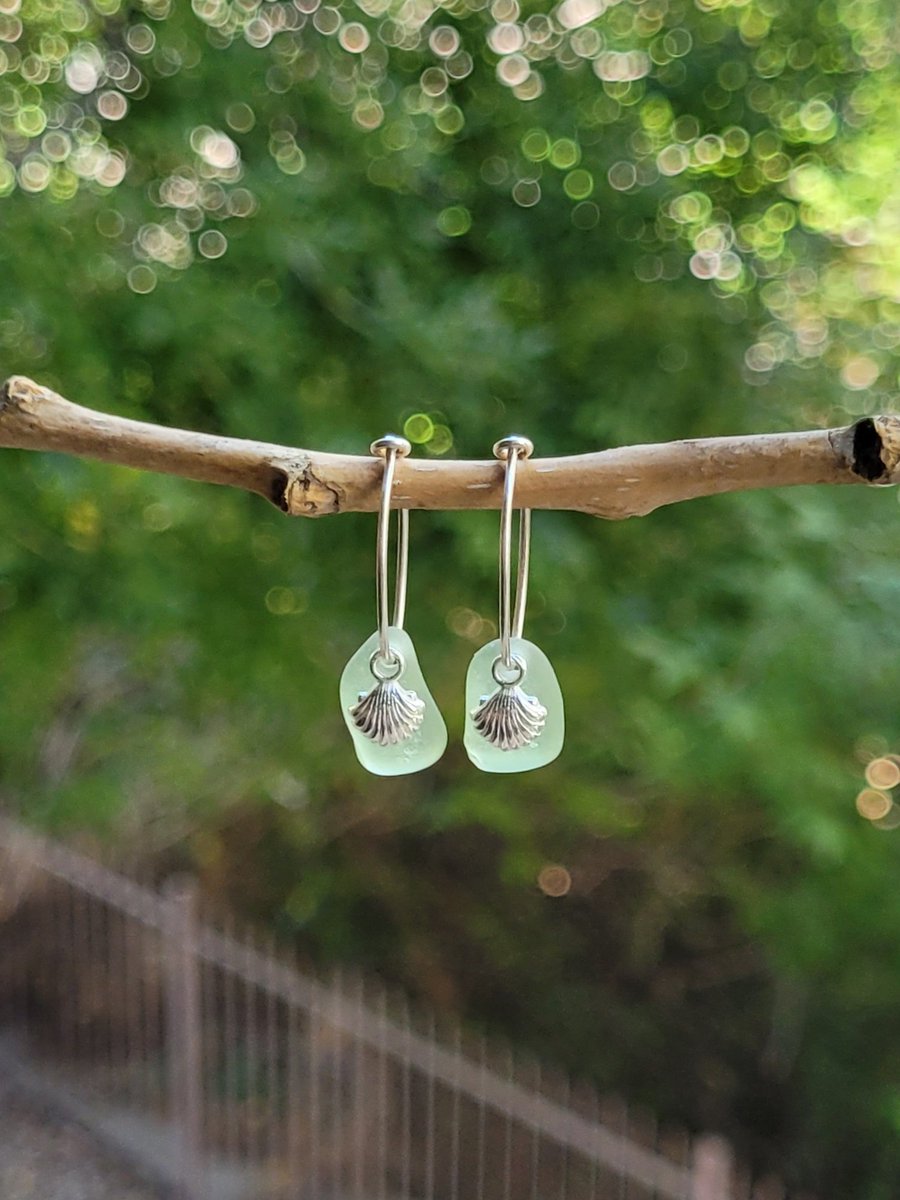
[472, 684, 547, 751]
[350, 679, 425, 746]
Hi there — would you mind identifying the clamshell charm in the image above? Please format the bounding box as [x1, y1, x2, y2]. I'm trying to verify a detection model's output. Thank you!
[351, 676, 425, 746]
[472, 682, 547, 751]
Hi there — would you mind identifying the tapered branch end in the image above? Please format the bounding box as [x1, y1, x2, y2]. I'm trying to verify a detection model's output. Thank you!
[0, 375, 42, 415]
[849, 415, 900, 485]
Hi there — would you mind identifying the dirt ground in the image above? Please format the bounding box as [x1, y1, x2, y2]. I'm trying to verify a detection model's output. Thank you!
[0, 1076, 162, 1200]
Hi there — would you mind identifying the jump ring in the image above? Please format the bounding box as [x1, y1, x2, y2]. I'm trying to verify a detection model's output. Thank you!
[369, 648, 405, 681]
[491, 654, 526, 687]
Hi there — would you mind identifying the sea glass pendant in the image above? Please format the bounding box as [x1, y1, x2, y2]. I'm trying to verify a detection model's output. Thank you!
[464, 636, 564, 773]
[341, 626, 447, 776]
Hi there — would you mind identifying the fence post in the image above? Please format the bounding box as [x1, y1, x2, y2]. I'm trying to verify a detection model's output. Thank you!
[164, 875, 204, 1200]
[691, 1133, 734, 1200]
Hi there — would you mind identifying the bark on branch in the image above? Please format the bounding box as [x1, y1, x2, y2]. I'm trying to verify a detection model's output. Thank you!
[1, 375, 898, 519]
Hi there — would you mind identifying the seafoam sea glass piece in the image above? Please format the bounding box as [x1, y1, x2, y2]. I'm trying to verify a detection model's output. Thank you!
[464, 637, 564, 773]
[341, 627, 447, 776]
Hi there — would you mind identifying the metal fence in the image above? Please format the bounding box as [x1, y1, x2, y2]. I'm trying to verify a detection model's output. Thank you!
[0, 816, 801, 1200]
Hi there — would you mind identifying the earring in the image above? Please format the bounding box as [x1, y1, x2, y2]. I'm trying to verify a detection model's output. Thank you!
[464, 435, 564, 772]
[340, 435, 447, 776]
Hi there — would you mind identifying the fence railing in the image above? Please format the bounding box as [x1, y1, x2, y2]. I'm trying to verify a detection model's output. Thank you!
[0, 816, 800, 1200]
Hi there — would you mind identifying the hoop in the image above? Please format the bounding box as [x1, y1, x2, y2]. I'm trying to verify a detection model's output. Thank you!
[371, 434, 411, 663]
[493, 435, 534, 670]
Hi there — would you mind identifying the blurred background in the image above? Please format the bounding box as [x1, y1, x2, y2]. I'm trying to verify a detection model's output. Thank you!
[1, 0, 899, 1194]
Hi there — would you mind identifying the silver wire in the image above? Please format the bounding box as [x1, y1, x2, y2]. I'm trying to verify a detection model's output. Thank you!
[494, 436, 534, 669]
[371, 435, 411, 663]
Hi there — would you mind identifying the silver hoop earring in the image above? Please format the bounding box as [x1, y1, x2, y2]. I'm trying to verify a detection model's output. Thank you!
[340, 435, 447, 775]
[463, 435, 564, 772]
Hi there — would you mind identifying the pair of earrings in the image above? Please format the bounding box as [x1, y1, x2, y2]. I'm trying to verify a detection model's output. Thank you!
[339, 435, 564, 776]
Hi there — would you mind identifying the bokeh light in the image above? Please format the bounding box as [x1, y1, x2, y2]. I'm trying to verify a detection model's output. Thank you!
[537, 864, 572, 897]
[403, 413, 434, 444]
[857, 754, 900, 830]
[856, 788, 892, 822]
[864, 756, 900, 791]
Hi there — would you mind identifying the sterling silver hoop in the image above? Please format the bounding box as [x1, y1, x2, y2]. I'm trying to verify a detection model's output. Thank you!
[370, 433, 411, 667]
[493, 434, 534, 671]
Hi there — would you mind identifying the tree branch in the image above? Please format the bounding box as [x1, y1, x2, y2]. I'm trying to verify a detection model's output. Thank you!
[1, 376, 898, 519]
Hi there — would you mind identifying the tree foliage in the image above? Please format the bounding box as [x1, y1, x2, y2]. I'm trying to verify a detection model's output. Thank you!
[1, 0, 900, 1194]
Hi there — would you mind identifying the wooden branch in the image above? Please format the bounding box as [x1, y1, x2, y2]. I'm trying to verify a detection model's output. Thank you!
[1, 375, 898, 519]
